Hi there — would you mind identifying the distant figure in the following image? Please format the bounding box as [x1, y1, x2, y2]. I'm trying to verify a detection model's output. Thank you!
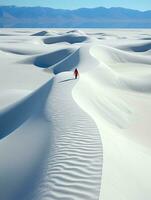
[74, 68, 79, 79]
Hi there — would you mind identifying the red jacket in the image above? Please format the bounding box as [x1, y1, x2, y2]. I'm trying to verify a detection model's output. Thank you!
[74, 69, 79, 76]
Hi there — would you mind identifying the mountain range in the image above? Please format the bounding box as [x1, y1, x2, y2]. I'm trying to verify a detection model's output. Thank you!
[0, 6, 151, 28]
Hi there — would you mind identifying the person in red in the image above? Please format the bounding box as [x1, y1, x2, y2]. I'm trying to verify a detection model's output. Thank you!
[74, 68, 79, 79]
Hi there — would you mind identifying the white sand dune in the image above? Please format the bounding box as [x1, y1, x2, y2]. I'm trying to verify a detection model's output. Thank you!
[33, 72, 102, 200]
[117, 41, 151, 52]
[0, 29, 151, 200]
[22, 47, 78, 68]
[43, 33, 90, 44]
[31, 31, 53, 36]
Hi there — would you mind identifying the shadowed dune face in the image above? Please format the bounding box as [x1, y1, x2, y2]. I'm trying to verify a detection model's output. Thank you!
[0, 34, 16, 36]
[127, 43, 151, 52]
[31, 31, 57, 37]
[34, 49, 74, 68]
[21, 48, 75, 67]
[43, 34, 89, 44]
[52, 48, 80, 74]
[117, 42, 151, 52]
[141, 38, 151, 40]
[21, 47, 80, 74]
[31, 31, 50, 36]
[0, 80, 53, 140]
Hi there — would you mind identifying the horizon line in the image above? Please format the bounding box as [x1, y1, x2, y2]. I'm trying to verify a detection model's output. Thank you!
[0, 5, 150, 12]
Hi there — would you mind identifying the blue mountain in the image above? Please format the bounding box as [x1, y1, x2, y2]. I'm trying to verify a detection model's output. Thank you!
[0, 6, 151, 28]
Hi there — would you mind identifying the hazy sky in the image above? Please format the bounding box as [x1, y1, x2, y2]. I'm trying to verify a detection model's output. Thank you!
[0, 0, 150, 11]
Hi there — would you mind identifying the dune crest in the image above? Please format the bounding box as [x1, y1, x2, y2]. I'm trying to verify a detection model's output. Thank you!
[1, 29, 151, 200]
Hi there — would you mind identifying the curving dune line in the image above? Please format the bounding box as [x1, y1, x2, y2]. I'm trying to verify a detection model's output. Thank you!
[0, 30, 138, 200]
[117, 42, 151, 52]
[90, 45, 151, 93]
[0, 45, 103, 200]
[21, 47, 80, 74]
[90, 45, 151, 65]
[0, 47, 42, 55]
[50, 48, 80, 74]
[34, 48, 75, 68]
[72, 42, 151, 200]
[2, 29, 151, 200]
[0, 78, 54, 200]
[33, 72, 103, 200]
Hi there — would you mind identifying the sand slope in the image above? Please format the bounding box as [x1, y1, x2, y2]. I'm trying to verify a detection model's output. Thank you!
[33, 72, 102, 200]
[0, 29, 151, 200]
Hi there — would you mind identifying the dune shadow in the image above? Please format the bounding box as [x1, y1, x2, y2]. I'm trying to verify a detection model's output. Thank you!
[0, 79, 53, 140]
[59, 78, 75, 83]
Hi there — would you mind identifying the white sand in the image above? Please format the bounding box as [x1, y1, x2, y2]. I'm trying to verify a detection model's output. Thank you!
[0, 28, 151, 200]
